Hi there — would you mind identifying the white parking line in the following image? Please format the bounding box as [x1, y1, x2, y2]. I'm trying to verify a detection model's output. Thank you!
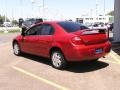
[12, 66, 69, 90]
[110, 50, 120, 64]
[102, 60, 119, 64]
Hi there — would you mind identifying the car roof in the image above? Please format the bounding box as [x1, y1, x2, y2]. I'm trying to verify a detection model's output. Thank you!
[27, 21, 73, 30]
[36, 21, 76, 25]
[37, 21, 58, 24]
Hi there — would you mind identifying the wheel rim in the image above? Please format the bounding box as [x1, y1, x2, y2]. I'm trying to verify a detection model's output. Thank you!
[52, 52, 62, 67]
[14, 43, 19, 55]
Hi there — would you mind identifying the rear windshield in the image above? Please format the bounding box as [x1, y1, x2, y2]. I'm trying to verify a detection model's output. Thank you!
[57, 21, 89, 32]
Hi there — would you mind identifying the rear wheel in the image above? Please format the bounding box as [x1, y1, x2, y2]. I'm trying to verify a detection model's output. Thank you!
[13, 42, 21, 56]
[51, 51, 67, 69]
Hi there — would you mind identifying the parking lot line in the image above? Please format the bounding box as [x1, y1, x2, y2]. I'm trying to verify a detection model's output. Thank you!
[110, 51, 120, 64]
[112, 47, 120, 50]
[102, 59, 119, 64]
[12, 66, 69, 90]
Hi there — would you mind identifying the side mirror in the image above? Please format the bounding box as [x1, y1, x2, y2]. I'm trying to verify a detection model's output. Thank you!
[18, 18, 24, 28]
[21, 27, 27, 36]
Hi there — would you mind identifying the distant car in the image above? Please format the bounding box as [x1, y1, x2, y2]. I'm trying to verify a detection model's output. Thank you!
[0, 24, 4, 27]
[88, 23, 108, 30]
[22, 18, 43, 29]
[12, 21, 111, 69]
[3, 22, 13, 27]
[109, 23, 114, 31]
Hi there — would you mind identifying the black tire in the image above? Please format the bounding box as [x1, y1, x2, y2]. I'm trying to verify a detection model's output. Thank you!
[51, 51, 67, 69]
[13, 42, 21, 56]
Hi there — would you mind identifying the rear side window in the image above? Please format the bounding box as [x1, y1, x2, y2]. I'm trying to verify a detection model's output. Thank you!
[57, 21, 88, 32]
[40, 24, 54, 35]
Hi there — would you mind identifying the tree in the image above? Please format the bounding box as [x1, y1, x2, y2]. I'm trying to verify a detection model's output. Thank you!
[106, 11, 114, 16]
[12, 20, 18, 25]
[0, 15, 3, 24]
[2, 15, 10, 22]
[0, 14, 10, 24]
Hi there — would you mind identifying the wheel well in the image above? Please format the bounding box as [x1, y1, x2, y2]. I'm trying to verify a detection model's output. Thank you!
[49, 47, 63, 57]
[12, 40, 18, 48]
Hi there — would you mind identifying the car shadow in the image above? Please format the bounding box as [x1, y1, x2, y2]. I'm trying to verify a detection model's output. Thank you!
[109, 32, 120, 56]
[66, 61, 109, 73]
[21, 53, 51, 66]
[111, 42, 120, 56]
[21, 53, 109, 73]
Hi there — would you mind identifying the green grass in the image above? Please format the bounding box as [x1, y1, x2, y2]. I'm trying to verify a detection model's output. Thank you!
[0, 29, 21, 33]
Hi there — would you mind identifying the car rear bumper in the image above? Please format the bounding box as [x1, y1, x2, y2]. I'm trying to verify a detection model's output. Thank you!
[65, 41, 111, 61]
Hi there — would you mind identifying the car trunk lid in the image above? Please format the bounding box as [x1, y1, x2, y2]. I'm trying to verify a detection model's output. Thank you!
[73, 29, 108, 45]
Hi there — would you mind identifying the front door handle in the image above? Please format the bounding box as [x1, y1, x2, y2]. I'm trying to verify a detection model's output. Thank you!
[22, 37, 26, 42]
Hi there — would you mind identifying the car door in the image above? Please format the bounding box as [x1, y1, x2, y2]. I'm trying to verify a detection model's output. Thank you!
[20, 25, 41, 55]
[35, 24, 54, 57]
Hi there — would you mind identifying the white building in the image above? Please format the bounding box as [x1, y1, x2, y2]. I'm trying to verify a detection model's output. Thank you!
[114, 0, 120, 42]
[78, 15, 113, 25]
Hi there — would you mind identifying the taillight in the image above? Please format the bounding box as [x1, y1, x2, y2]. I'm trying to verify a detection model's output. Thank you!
[106, 33, 109, 40]
[72, 36, 83, 45]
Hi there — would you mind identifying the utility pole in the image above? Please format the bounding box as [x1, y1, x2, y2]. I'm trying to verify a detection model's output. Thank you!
[90, 9, 93, 17]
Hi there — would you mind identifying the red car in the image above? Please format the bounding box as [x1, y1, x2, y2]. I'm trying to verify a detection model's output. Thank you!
[13, 21, 111, 69]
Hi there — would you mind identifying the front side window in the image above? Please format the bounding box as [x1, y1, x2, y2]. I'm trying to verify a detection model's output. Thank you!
[25, 24, 54, 36]
[25, 25, 41, 35]
[25, 27, 36, 35]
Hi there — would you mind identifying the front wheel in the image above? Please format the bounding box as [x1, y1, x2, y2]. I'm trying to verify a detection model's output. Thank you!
[13, 42, 21, 56]
[51, 51, 67, 69]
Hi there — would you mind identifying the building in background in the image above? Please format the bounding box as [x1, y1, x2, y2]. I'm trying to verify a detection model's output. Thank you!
[114, 0, 120, 42]
[76, 15, 114, 25]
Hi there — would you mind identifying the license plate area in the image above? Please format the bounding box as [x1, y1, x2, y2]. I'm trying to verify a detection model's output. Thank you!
[95, 48, 103, 54]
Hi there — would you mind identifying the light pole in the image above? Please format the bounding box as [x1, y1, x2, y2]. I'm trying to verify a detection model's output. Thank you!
[96, 0, 98, 16]
[20, 0, 23, 18]
[31, 0, 36, 18]
[42, 0, 45, 20]
[4, 0, 8, 33]
[95, 0, 98, 24]
[90, 9, 93, 17]
[104, 0, 106, 16]
[30, 0, 45, 20]
[4, 14, 8, 33]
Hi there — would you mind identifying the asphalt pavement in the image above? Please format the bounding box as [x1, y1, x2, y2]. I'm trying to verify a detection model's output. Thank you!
[0, 33, 120, 90]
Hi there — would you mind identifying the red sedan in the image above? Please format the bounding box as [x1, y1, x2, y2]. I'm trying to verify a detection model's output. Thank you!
[13, 21, 111, 69]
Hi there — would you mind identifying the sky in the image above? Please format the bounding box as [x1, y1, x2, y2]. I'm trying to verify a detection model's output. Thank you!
[0, 0, 114, 20]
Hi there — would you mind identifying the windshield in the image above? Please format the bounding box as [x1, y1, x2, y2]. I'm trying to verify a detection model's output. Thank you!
[57, 21, 89, 32]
